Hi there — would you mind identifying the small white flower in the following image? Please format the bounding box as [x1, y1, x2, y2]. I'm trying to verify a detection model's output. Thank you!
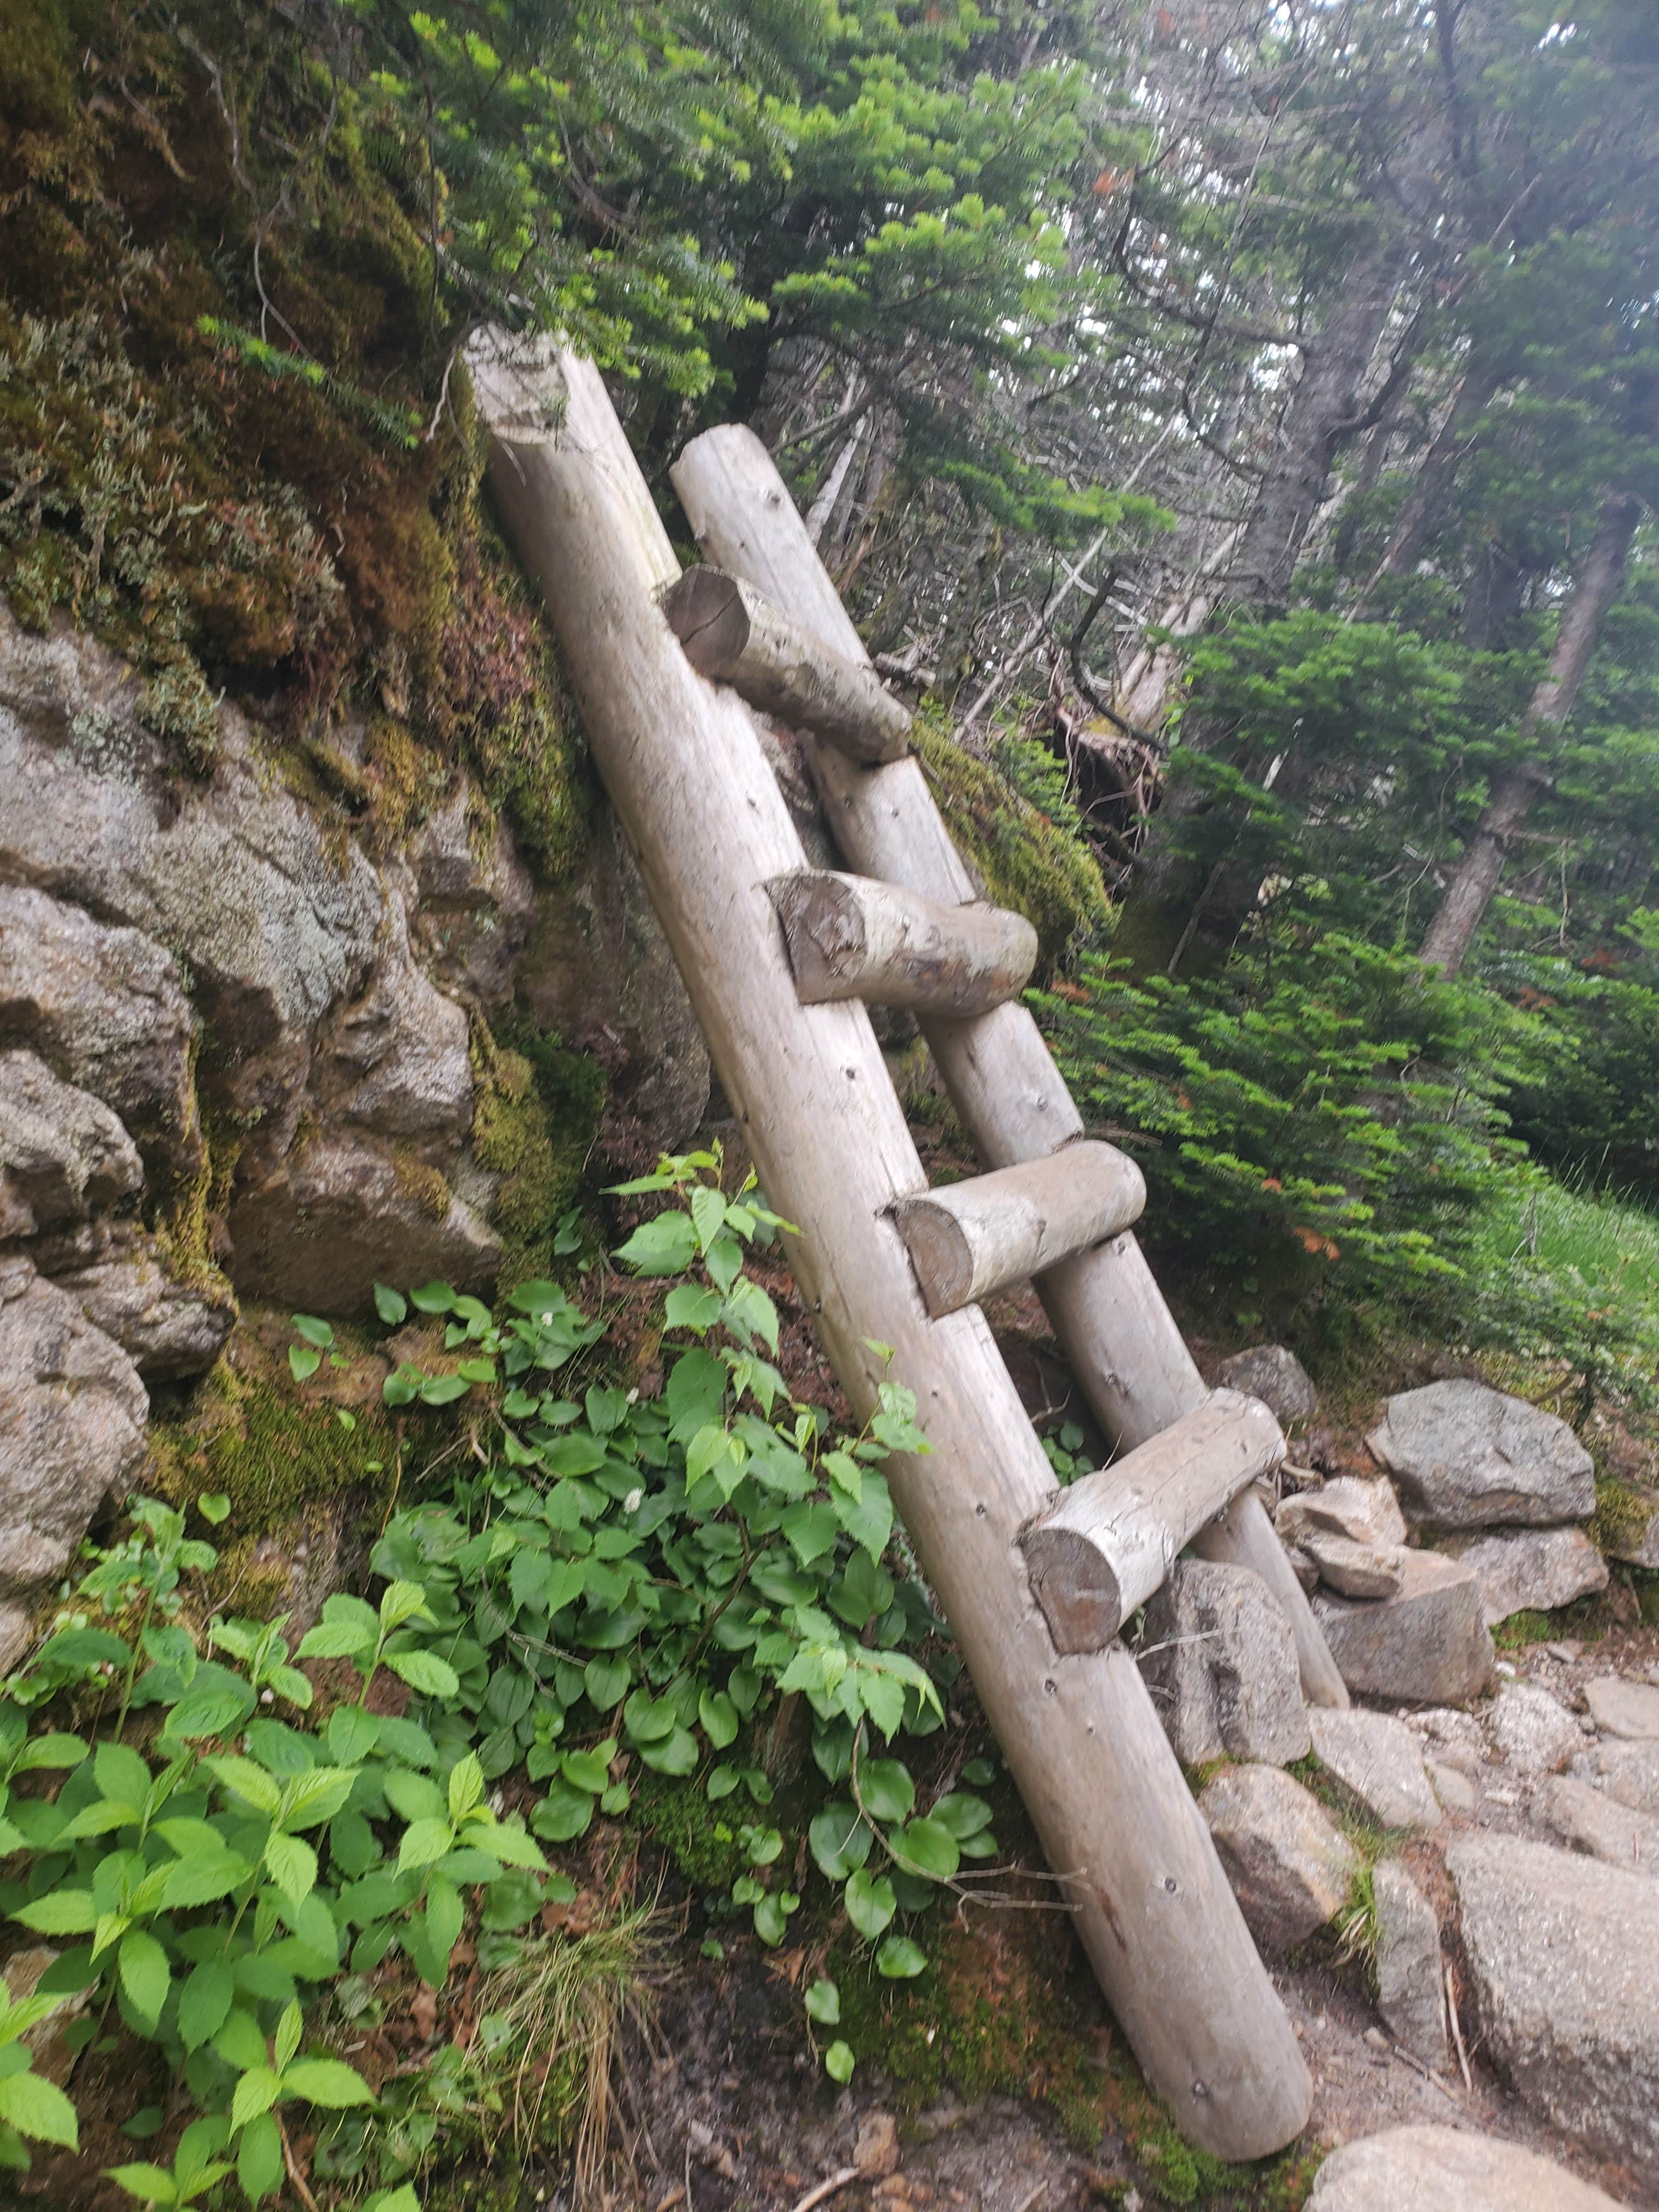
[623, 1487, 643, 1515]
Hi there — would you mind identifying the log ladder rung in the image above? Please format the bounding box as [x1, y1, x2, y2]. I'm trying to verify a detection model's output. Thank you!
[769, 867, 1038, 1016]
[1020, 1389, 1286, 1651]
[889, 1143, 1146, 1317]
[661, 565, 911, 763]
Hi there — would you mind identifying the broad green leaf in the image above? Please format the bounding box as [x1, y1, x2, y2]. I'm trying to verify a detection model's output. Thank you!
[891, 1817, 959, 1882]
[104, 2163, 178, 2203]
[204, 1756, 283, 1817]
[804, 1978, 840, 2025]
[384, 1648, 461, 1699]
[876, 1935, 927, 1979]
[280, 2057, 374, 2109]
[279, 1766, 359, 1831]
[856, 1758, 915, 1825]
[409, 1282, 456, 1313]
[287, 1344, 321, 1382]
[15, 1731, 88, 1773]
[374, 1283, 408, 1325]
[0, 2067, 79, 2148]
[196, 1491, 232, 1525]
[834, 1470, 894, 1561]
[843, 1868, 896, 1940]
[178, 1960, 235, 2052]
[117, 1930, 170, 2026]
[237, 2110, 283, 2202]
[559, 1744, 613, 1794]
[163, 1680, 255, 1741]
[213, 2008, 270, 2073]
[379, 1581, 435, 1633]
[636, 1725, 698, 1776]
[824, 2040, 855, 2084]
[448, 1752, 486, 1823]
[752, 1890, 797, 1945]
[420, 1373, 470, 1405]
[809, 1803, 873, 1881]
[663, 1283, 721, 1333]
[779, 1500, 839, 1567]
[295, 1621, 375, 1662]
[698, 1689, 738, 1750]
[229, 2066, 280, 2131]
[11, 1891, 99, 1935]
[929, 1792, 994, 1841]
[424, 1871, 464, 1970]
[472, 1818, 548, 1871]
[583, 1655, 630, 1710]
[396, 1817, 455, 1875]
[274, 2000, 303, 2074]
[292, 1314, 334, 1348]
[689, 1184, 727, 1252]
[263, 1831, 318, 1913]
[614, 1212, 698, 1275]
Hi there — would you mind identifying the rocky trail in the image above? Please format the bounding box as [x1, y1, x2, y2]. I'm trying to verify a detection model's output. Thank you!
[582, 1353, 1659, 2212]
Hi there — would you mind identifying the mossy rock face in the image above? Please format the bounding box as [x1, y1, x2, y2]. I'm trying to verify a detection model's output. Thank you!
[148, 1313, 398, 1547]
[471, 1023, 607, 1281]
[0, 0, 585, 867]
[910, 719, 1110, 978]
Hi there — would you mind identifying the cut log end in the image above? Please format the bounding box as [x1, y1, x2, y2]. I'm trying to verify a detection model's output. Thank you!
[661, 565, 752, 675]
[891, 1142, 1147, 1317]
[1020, 1390, 1287, 1652]
[661, 564, 911, 763]
[767, 868, 1037, 1014]
[1021, 1527, 1130, 1655]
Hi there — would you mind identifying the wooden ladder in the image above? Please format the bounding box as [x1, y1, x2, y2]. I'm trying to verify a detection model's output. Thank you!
[470, 335, 1341, 2162]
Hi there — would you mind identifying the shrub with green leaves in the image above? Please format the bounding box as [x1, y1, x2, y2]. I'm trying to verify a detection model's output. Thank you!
[0, 1153, 994, 2204]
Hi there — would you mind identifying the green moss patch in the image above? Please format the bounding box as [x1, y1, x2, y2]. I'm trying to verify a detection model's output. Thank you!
[471, 1020, 607, 1278]
[910, 717, 1110, 978]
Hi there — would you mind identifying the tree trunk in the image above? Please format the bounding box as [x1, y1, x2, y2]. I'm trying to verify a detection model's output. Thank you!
[1116, 218, 1422, 973]
[1419, 488, 1643, 976]
[1354, 356, 1501, 610]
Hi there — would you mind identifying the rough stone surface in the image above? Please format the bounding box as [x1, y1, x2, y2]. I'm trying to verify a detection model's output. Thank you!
[312, 895, 474, 1140]
[0, 612, 383, 1092]
[518, 809, 710, 1148]
[0, 1600, 31, 1676]
[1277, 1476, 1408, 1551]
[0, 1049, 143, 1237]
[1198, 1763, 1358, 1955]
[406, 778, 536, 1007]
[1138, 1559, 1311, 1769]
[1214, 1344, 1318, 1424]
[1600, 1487, 1659, 1570]
[1366, 1380, 1595, 1530]
[1448, 1832, 1659, 2182]
[1308, 1707, 1441, 1832]
[0, 882, 200, 1177]
[1568, 1738, 1659, 1815]
[1487, 1683, 1584, 1777]
[1584, 1674, 1659, 1740]
[1426, 1760, 1477, 1814]
[1306, 2124, 1624, 2211]
[228, 1131, 501, 1316]
[45, 1226, 236, 1379]
[1441, 1525, 1609, 1626]
[1371, 1860, 1447, 2067]
[1314, 1551, 1495, 1706]
[1538, 1774, 1659, 1878]
[1302, 1532, 1406, 1599]
[0, 1254, 147, 1590]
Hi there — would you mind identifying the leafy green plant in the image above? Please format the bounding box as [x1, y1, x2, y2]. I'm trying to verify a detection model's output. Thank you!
[0, 1154, 992, 2197]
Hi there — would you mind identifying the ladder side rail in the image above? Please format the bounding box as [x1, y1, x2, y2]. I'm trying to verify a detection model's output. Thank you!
[671, 424, 1347, 1713]
[471, 334, 1312, 2162]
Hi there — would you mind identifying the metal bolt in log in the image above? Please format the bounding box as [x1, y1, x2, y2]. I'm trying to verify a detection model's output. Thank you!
[662, 565, 911, 763]
[769, 868, 1037, 1015]
[892, 1144, 1146, 1317]
[670, 422, 1349, 1720]
[1022, 1390, 1286, 1651]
